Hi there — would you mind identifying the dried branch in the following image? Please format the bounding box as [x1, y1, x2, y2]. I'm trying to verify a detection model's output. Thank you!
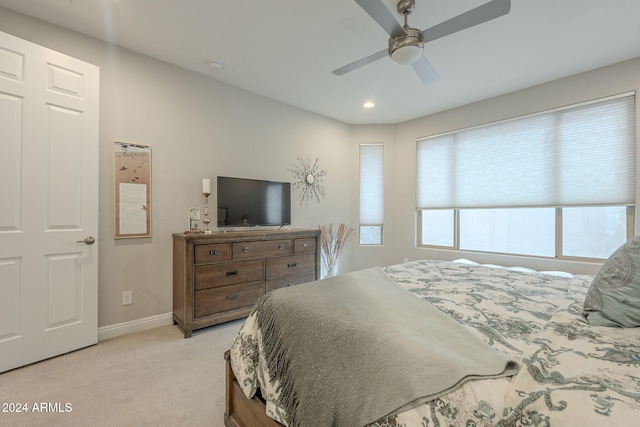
[319, 223, 355, 277]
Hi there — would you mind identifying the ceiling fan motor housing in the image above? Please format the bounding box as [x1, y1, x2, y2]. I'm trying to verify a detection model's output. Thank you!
[388, 27, 424, 65]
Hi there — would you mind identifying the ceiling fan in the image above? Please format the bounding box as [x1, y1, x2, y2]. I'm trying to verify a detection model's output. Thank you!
[332, 0, 511, 85]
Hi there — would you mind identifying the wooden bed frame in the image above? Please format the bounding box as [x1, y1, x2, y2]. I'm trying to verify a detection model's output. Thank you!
[224, 350, 281, 427]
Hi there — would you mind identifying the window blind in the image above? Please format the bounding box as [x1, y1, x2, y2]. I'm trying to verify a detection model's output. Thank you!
[360, 144, 384, 225]
[417, 94, 636, 209]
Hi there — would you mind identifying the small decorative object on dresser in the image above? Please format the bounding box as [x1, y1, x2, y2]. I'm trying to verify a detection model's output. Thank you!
[172, 228, 320, 338]
[202, 178, 213, 233]
[187, 206, 201, 232]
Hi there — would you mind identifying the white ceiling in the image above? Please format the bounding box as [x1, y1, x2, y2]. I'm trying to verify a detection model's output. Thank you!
[1, 0, 639, 125]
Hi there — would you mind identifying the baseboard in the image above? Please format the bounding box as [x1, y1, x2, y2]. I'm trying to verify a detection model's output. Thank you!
[98, 312, 174, 341]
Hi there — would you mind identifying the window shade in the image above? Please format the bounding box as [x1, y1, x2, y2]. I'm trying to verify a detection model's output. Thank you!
[417, 94, 636, 209]
[360, 144, 384, 225]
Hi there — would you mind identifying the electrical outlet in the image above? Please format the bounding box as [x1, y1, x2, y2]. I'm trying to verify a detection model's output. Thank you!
[122, 290, 133, 306]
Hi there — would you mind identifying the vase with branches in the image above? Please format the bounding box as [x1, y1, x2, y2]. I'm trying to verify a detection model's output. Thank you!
[319, 223, 355, 278]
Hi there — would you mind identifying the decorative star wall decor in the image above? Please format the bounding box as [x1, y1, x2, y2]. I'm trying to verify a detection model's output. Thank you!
[288, 156, 327, 205]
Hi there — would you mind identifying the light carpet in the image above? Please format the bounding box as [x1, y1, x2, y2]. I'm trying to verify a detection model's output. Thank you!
[0, 320, 243, 427]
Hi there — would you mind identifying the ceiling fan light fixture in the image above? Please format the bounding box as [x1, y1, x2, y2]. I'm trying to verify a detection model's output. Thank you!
[389, 44, 422, 65]
[388, 27, 424, 65]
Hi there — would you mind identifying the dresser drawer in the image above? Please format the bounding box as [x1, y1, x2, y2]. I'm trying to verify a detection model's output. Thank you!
[266, 272, 316, 292]
[194, 281, 264, 317]
[265, 253, 316, 279]
[194, 243, 231, 264]
[232, 239, 292, 260]
[195, 259, 264, 290]
[295, 238, 316, 254]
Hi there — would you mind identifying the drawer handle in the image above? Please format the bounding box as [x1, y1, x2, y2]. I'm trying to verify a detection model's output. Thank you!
[242, 247, 250, 253]
[287, 262, 297, 268]
[279, 244, 286, 250]
[287, 283, 297, 287]
[226, 270, 239, 277]
[209, 250, 218, 255]
[303, 242, 309, 248]
[226, 293, 238, 300]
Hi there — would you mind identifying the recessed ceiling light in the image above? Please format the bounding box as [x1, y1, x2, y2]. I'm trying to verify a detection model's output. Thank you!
[363, 101, 375, 108]
[209, 61, 223, 70]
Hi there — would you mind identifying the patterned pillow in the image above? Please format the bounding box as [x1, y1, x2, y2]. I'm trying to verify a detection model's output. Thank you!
[583, 236, 640, 327]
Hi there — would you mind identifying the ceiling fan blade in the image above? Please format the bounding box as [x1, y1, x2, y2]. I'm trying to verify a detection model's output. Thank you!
[332, 49, 388, 76]
[355, 0, 406, 38]
[411, 55, 439, 85]
[421, 0, 511, 43]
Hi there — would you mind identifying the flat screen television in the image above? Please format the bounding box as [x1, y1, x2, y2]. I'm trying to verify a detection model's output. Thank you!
[216, 176, 291, 227]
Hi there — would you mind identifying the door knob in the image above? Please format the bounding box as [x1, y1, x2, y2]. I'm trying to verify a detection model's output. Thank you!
[76, 236, 96, 245]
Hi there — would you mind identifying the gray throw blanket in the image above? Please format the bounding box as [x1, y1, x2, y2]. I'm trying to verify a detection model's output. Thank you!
[255, 267, 520, 427]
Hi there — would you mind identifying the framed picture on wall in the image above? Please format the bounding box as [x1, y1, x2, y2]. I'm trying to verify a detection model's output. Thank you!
[113, 141, 152, 238]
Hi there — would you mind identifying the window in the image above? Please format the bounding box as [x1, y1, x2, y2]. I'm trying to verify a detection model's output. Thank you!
[360, 144, 384, 245]
[459, 208, 556, 257]
[419, 209, 454, 247]
[417, 93, 635, 260]
[562, 206, 630, 259]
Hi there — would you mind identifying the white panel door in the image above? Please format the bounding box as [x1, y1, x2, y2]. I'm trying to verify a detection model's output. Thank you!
[0, 31, 99, 373]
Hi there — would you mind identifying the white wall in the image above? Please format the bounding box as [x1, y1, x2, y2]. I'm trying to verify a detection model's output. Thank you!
[0, 8, 355, 329]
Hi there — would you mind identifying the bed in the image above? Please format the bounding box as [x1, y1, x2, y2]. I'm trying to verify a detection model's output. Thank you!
[225, 254, 640, 427]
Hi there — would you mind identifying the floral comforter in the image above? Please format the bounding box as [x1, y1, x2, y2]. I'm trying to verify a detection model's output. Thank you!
[230, 260, 640, 426]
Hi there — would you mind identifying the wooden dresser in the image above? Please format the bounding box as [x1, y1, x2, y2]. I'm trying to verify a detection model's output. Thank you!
[172, 228, 320, 338]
